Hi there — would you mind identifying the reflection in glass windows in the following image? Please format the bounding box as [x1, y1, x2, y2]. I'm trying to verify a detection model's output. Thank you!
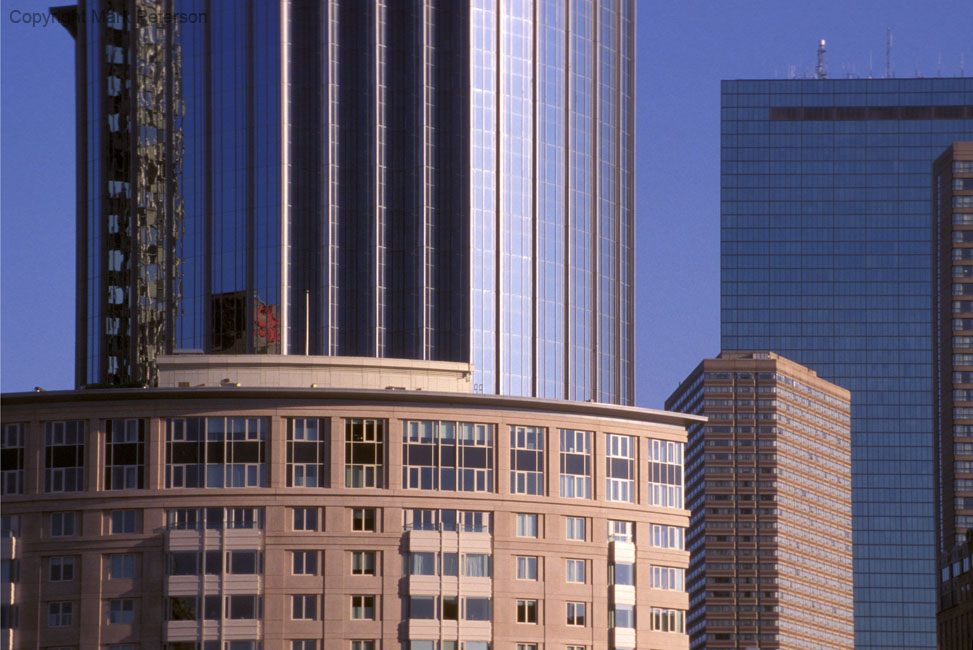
[345, 419, 384, 488]
[605, 433, 635, 502]
[510, 425, 544, 495]
[287, 418, 329, 487]
[648, 439, 683, 508]
[105, 419, 144, 490]
[402, 421, 494, 491]
[559, 429, 591, 498]
[1, 423, 24, 495]
[45, 420, 86, 492]
[165, 418, 267, 488]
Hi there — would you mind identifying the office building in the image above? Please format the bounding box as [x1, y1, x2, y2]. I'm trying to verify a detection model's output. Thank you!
[0, 356, 695, 650]
[665, 351, 853, 650]
[55, 0, 635, 403]
[932, 141, 973, 648]
[720, 77, 973, 648]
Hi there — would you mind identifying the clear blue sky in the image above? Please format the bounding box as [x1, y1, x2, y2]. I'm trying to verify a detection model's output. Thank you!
[2, 0, 971, 406]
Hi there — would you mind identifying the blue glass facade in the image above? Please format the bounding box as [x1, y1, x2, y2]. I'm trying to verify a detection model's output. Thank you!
[720, 77, 973, 648]
[68, 0, 635, 404]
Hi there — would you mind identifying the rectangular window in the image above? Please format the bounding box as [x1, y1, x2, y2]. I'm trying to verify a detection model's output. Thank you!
[407, 552, 437, 576]
[408, 596, 436, 620]
[292, 595, 317, 620]
[351, 595, 375, 620]
[287, 418, 329, 487]
[649, 524, 684, 549]
[463, 598, 491, 621]
[292, 507, 319, 531]
[1, 515, 20, 538]
[352, 508, 377, 532]
[351, 551, 376, 575]
[226, 507, 264, 529]
[464, 554, 491, 578]
[650, 607, 685, 633]
[566, 559, 585, 583]
[292, 551, 317, 576]
[608, 520, 634, 543]
[566, 602, 586, 626]
[168, 596, 198, 621]
[648, 439, 683, 508]
[350, 643, 374, 650]
[605, 433, 635, 502]
[510, 426, 545, 495]
[49, 557, 75, 582]
[442, 597, 459, 621]
[345, 419, 385, 488]
[0, 604, 18, 630]
[402, 421, 495, 492]
[516, 556, 537, 580]
[110, 510, 137, 534]
[516, 513, 538, 538]
[650, 566, 685, 591]
[48, 602, 73, 627]
[108, 599, 134, 624]
[105, 419, 144, 490]
[165, 417, 268, 488]
[516, 599, 537, 624]
[51, 512, 76, 537]
[292, 642, 317, 650]
[559, 429, 591, 498]
[565, 516, 585, 541]
[516, 645, 537, 650]
[1, 423, 25, 495]
[226, 595, 261, 619]
[610, 562, 634, 586]
[611, 604, 634, 629]
[45, 421, 85, 492]
[169, 552, 200, 576]
[108, 554, 135, 579]
[227, 551, 261, 575]
[1, 559, 17, 584]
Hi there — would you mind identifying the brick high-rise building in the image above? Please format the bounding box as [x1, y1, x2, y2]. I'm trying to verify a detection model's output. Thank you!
[666, 351, 852, 650]
[932, 141, 973, 649]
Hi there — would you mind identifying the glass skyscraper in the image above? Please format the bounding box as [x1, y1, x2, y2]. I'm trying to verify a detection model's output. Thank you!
[720, 78, 973, 648]
[58, 0, 635, 404]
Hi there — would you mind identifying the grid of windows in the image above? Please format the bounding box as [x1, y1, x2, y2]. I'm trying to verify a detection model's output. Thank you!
[403, 508, 491, 533]
[1, 423, 25, 495]
[287, 418, 329, 487]
[402, 420, 494, 491]
[165, 507, 264, 530]
[605, 433, 635, 502]
[45, 420, 85, 492]
[345, 419, 384, 488]
[104, 419, 144, 489]
[165, 417, 267, 488]
[647, 439, 683, 508]
[559, 429, 591, 498]
[510, 425, 544, 495]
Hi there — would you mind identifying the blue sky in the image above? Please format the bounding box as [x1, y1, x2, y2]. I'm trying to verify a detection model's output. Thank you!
[2, 0, 971, 406]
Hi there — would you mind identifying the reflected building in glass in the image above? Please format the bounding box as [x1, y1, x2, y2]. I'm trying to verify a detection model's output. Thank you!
[57, 0, 635, 404]
[720, 78, 973, 648]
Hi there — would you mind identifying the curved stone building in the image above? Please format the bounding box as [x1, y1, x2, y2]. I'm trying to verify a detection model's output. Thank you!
[0, 358, 698, 650]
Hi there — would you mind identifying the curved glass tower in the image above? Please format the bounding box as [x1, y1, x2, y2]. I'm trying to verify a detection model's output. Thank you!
[61, 0, 635, 404]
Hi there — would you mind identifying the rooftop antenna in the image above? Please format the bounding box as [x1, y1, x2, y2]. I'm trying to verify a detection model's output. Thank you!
[938, 53, 943, 77]
[816, 39, 827, 79]
[962, 53, 966, 76]
[868, 51, 873, 79]
[885, 27, 893, 78]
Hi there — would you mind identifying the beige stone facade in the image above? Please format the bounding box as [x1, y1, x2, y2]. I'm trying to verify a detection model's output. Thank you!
[1, 373, 699, 650]
[666, 352, 853, 650]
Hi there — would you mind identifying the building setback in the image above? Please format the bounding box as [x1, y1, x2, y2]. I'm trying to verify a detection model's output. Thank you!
[0, 357, 697, 650]
[932, 141, 973, 648]
[666, 351, 853, 650]
[720, 77, 973, 648]
[54, 0, 635, 403]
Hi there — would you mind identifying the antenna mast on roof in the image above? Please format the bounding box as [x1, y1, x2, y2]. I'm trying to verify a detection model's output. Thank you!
[816, 39, 827, 79]
[886, 27, 893, 78]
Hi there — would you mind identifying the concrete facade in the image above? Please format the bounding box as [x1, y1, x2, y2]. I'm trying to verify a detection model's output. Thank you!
[1, 368, 699, 650]
[666, 352, 853, 650]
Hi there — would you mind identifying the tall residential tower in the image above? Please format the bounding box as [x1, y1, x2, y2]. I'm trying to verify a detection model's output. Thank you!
[56, 0, 635, 404]
[720, 78, 973, 648]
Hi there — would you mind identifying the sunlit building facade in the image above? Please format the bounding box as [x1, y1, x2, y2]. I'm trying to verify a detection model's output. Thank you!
[57, 0, 635, 403]
[666, 352, 853, 650]
[720, 77, 973, 648]
[932, 142, 973, 648]
[0, 357, 694, 650]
